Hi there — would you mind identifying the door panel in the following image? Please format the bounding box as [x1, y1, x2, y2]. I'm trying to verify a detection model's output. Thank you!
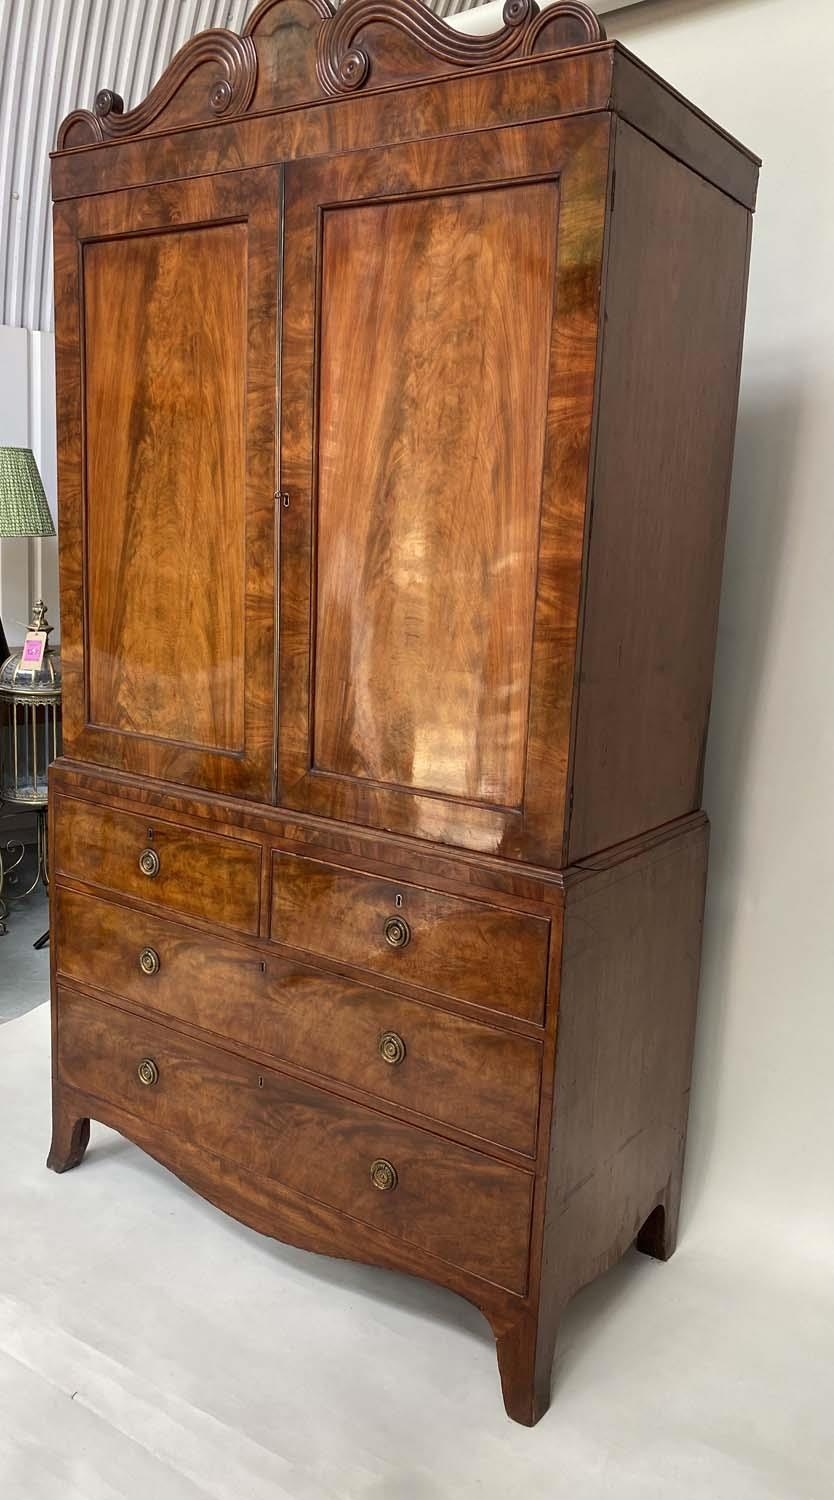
[85, 223, 247, 752]
[279, 117, 609, 863]
[54, 169, 280, 798]
[315, 185, 556, 808]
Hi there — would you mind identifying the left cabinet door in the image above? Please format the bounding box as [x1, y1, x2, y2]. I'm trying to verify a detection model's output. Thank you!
[54, 168, 280, 799]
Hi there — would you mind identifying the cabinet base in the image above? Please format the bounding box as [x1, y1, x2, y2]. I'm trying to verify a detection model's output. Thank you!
[47, 1080, 685, 1427]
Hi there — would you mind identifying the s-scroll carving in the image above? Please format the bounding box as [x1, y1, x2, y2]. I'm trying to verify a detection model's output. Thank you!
[57, 29, 257, 149]
[56, 0, 606, 150]
[521, 1, 606, 55]
[316, 0, 605, 98]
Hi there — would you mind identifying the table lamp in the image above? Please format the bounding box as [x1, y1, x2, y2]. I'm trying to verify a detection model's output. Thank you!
[0, 446, 56, 665]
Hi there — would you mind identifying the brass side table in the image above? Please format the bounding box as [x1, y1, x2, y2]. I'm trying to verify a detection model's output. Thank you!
[0, 803, 49, 939]
[0, 602, 61, 944]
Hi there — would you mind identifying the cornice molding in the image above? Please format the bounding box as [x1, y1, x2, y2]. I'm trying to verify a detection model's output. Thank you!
[56, 0, 606, 149]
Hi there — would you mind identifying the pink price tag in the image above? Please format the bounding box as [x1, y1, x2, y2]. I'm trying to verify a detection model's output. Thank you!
[21, 631, 47, 669]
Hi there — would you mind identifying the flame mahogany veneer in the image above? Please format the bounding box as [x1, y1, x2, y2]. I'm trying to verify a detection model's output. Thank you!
[48, 0, 758, 1425]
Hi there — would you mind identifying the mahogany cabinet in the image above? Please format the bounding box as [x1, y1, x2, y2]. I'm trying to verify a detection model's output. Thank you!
[48, 0, 758, 1425]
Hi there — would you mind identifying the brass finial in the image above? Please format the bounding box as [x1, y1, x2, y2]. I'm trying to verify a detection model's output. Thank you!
[29, 599, 54, 641]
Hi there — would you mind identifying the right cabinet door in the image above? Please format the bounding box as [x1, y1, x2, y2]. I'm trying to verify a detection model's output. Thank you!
[278, 117, 609, 865]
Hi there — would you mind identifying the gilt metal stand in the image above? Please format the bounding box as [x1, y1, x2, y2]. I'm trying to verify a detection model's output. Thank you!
[0, 803, 49, 943]
[0, 601, 60, 947]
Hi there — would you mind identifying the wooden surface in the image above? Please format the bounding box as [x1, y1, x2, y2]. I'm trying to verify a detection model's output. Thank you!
[84, 221, 246, 753]
[46, 1077, 526, 1335]
[53, 168, 280, 799]
[554, 818, 708, 1282]
[52, 49, 758, 220]
[314, 182, 555, 810]
[611, 46, 759, 211]
[49, 784, 710, 1424]
[496, 817, 709, 1424]
[53, 795, 262, 936]
[54, 886, 543, 1156]
[52, 0, 758, 213]
[49, 759, 573, 927]
[48, 14, 758, 1427]
[271, 852, 550, 1023]
[569, 121, 752, 859]
[55, 986, 535, 1294]
[49, 759, 711, 908]
[56, 0, 606, 146]
[279, 114, 608, 862]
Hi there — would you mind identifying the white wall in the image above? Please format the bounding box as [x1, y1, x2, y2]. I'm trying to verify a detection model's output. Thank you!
[453, 0, 834, 1259]
[603, 0, 834, 1257]
[4, 0, 830, 1258]
[0, 326, 58, 646]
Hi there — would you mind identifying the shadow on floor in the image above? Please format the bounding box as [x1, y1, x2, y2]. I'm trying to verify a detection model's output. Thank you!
[0, 847, 50, 1024]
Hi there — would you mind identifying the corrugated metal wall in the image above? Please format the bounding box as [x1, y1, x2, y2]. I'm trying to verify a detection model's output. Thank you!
[0, 0, 493, 334]
[0, 1, 251, 332]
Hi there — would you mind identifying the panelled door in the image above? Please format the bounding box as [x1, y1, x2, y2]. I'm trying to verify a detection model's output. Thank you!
[54, 168, 280, 800]
[278, 117, 609, 863]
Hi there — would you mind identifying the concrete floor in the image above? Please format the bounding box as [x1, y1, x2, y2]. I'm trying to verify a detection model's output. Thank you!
[0, 852, 50, 1024]
[2, 1002, 833, 1499]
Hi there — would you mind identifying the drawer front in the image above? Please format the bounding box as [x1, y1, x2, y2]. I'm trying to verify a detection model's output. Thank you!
[54, 887, 541, 1156]
[57, 987, 533, 1293]
[270, 853, 549, 1024]
[53, 796, 261, 935]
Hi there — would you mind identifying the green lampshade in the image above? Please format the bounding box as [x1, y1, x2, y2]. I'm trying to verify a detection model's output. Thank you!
[0, 446, 55, 538]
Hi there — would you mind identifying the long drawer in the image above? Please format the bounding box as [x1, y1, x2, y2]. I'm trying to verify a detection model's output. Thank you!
[54, 887, 541, 1156]
[53, 795, 261, 935]
[270, 852, 550, 1024]
[56, 987, 534, 1293]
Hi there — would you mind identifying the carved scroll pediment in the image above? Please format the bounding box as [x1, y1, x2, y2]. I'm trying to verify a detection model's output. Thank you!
[316, 0, 605, 96]
[56, 0, 606, 150]
[57, 29, 258, 150]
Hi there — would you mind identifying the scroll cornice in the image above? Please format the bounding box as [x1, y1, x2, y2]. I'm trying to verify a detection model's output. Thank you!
[57, 28, 258, 150]
[521, 2, 606, 53]
[56, 0, 606, 150]
[317, 0, 530, 95]
[316, 0, 605, 96]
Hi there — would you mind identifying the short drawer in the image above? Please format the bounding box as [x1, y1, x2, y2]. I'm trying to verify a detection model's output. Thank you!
[53, 795, 261, 935]
[57, 987, 534, 1294]
[270, 853, 549, 1025]
[54, 887, 541, 1156]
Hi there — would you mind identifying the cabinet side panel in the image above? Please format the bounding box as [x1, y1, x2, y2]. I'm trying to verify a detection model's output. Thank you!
[544, 821, 708, 1307]
[569, 120, 752, 860]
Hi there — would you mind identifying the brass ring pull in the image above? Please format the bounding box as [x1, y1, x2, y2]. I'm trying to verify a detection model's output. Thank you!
[138, 848, 160, 878]
[137, 1058, 159, 1087]
[138, 946, 160, 976]
[370, 1158, 398, 1192]
[383, 915, 410, 949]
[378, 1030, 406, 1066]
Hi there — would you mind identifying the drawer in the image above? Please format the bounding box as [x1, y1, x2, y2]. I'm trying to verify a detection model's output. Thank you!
[54, 887, 541, 1155]
[57, 987, 534, 1293]
[270, 853, 550, 1024]
[53, 796, 261, 935]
